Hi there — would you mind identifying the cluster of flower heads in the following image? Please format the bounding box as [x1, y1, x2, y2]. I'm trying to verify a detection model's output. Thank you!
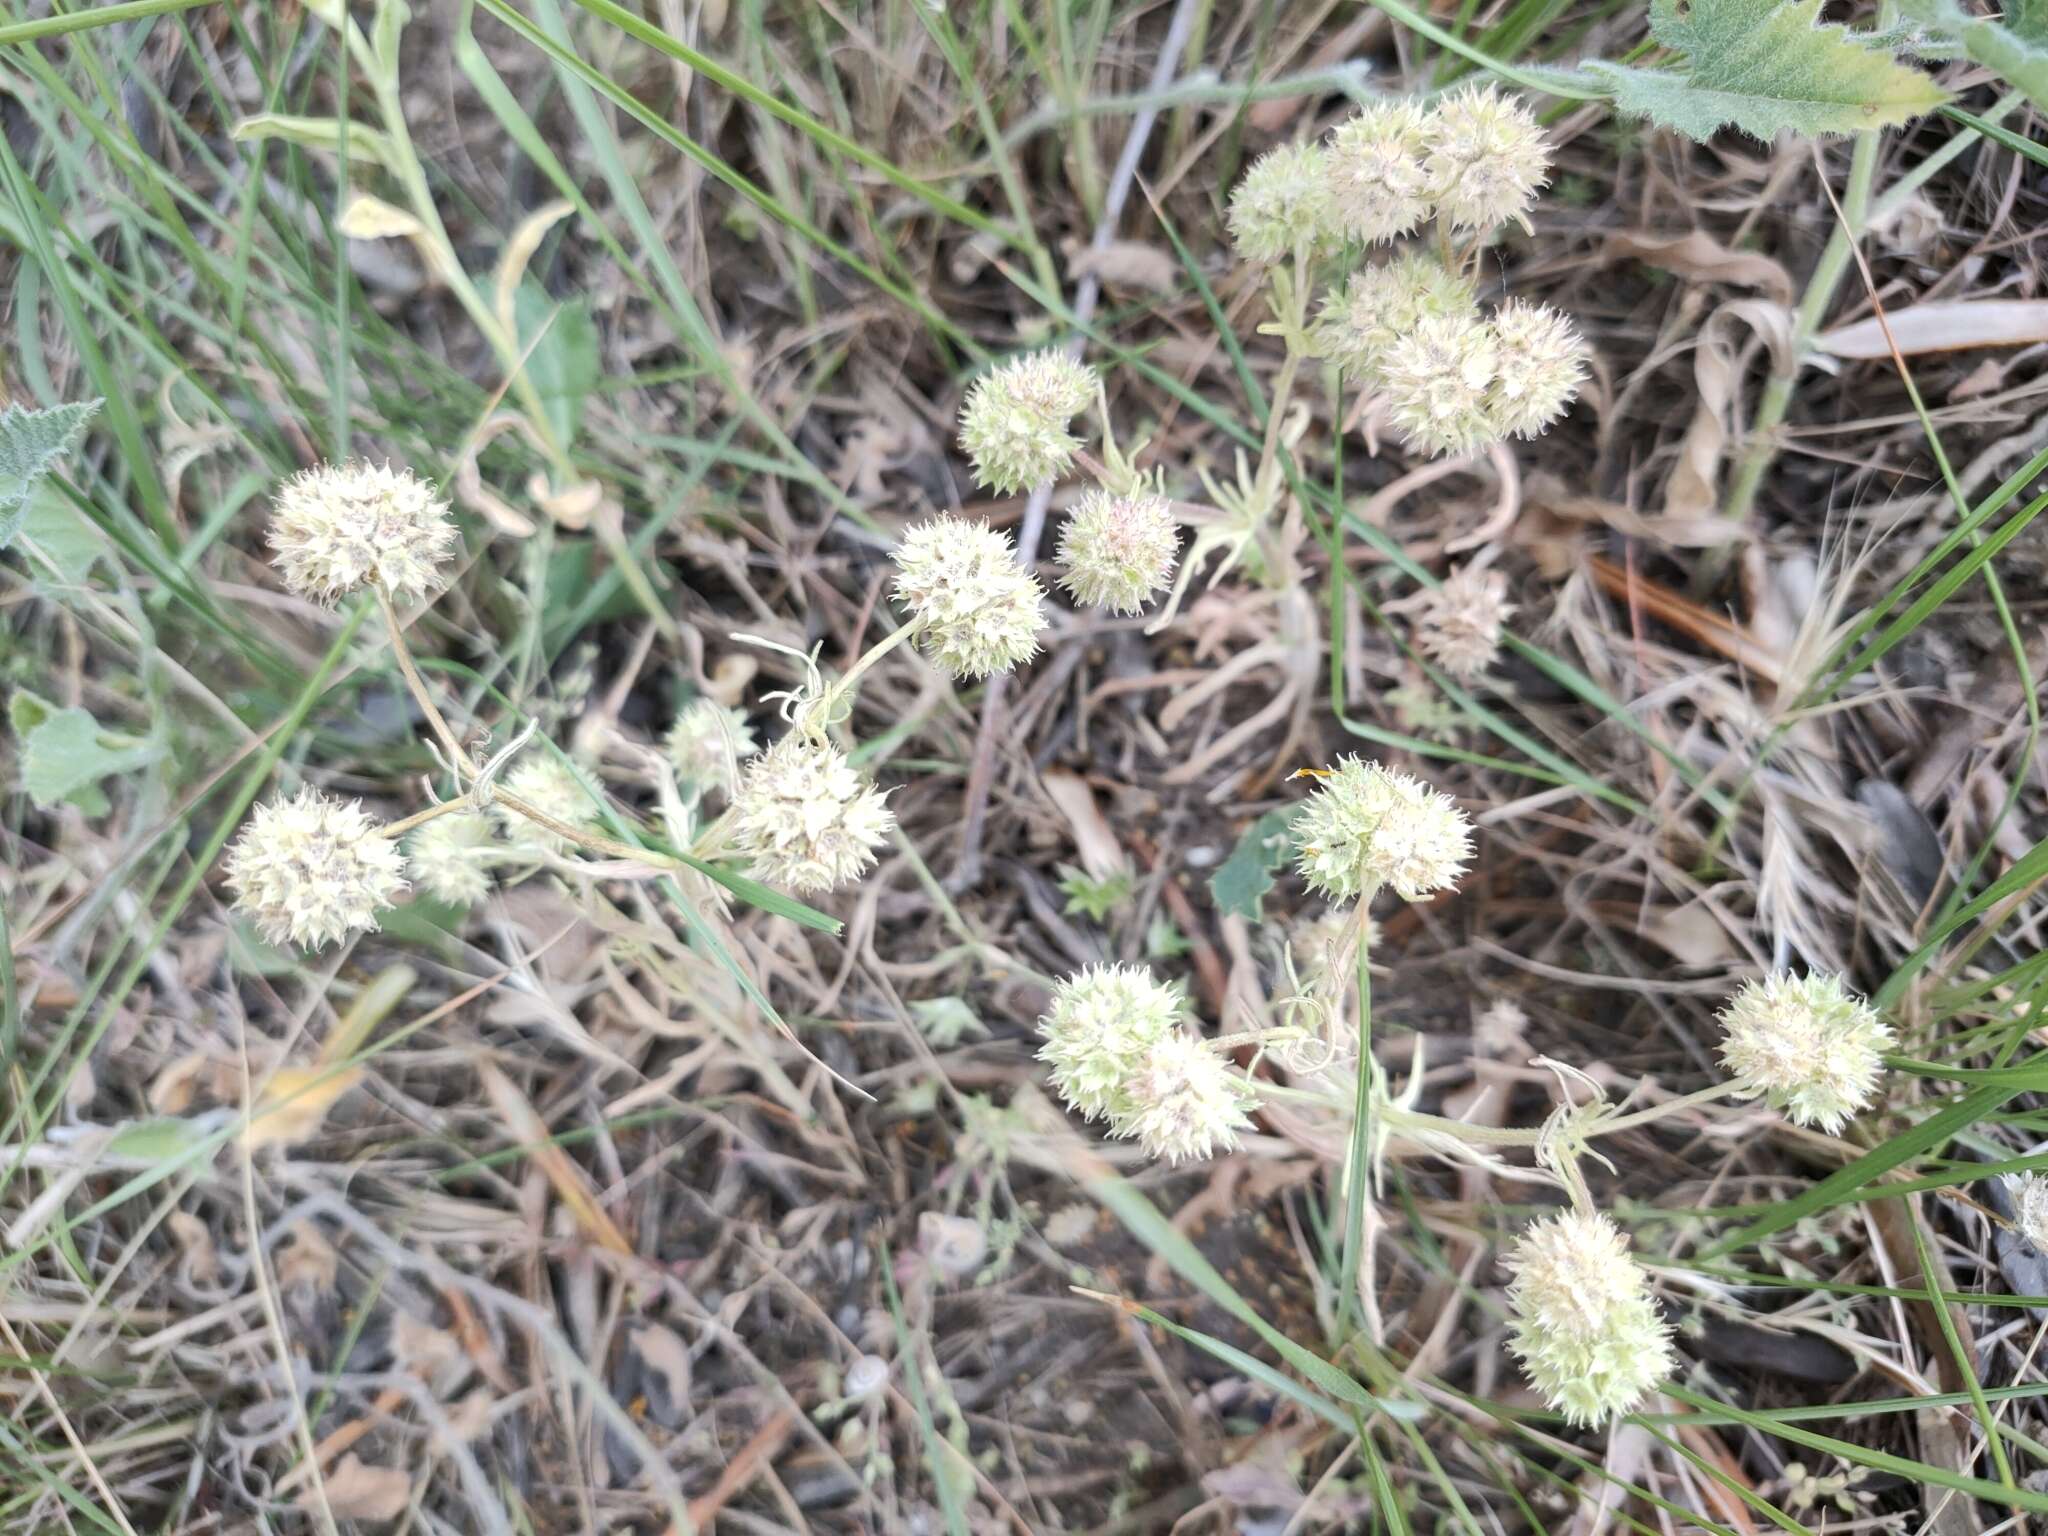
[1228, 88, 1585, 458]
[1036, 965, 1254, 1164]
[1715, 971, 1893, 1133]
[1505, 1211, 1675, 1427]
[1291, 757, 1474, 903]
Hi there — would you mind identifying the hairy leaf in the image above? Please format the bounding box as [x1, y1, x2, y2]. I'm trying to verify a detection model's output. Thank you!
[1209, 807, 1299, 922]
[0, 398, 99, 550]
[1588, 0, 1948, 141]
[1899, 0, 2048, 114]
[16, 704, 156, 814]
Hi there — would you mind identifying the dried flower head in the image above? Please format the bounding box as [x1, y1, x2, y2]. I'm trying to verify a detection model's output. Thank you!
[957, 351, 1097, 494]
[1381, 311, 1502, 458]
[1413, 564, 1514, 680]
[1057, 491, 1180, 614]
[268, 461, 456, 606]
[732, 735, 893, 895]
[1293, 757, 1473, 903]
[664, 699, 757, 799]
[2009, 1173, 2048, 1253]
[407, 810, 496, 907]
[496, 756, 600, 853]
[1486, 300, 1586, 438]
[1325, 101, 1433, 244]
[1227, 141, 1334, 264]
[1112, 1032, 1257, 1165]
[225, 788, 409, 949]
[893, 516, 1045, 679]
[1310, 252, 1478, 385]
[1717, 972, 1892, 1133]
[1038, 964, 1186, 1123]
[1424, 85, 1550, 233]
[1506, 1211, 1674, 1427]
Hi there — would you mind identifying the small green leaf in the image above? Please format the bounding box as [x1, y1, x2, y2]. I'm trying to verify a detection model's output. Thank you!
[231, 113, 400, 168]
[1209, 807, 1300, 922]
[16, 705, 155, 814]
[1588, 0, 1948, 141]
[515, 283, 599, 447]
[1900, 0, 2048, 116]
[0, 398, 99, 550]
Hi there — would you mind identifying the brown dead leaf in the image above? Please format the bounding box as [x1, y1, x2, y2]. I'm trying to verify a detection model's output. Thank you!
[1588, 554, 1784, 683]
[1642, 903, 1738, 967]
[1816, 299, 2048, 360]
[478, 1062, 633, 1255]
[391, 1311, 467, 1393]
[1064, 239, 1177, 295]
[1663, 299, 1795, 526]
[274, 1221, 338, 1293]
[630, 1322, 693, 1426]
[302, 1454, 409, 1522]
[1040, 769, 1129, 883]
[1602, 231, 1795, 308]
[167, 1210, 219, 1285]
[245, 1064, 363, 1149]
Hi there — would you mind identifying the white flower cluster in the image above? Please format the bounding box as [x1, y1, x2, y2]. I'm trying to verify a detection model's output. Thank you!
[1292, 757, 1473, 904]
[269, 460, 456, 605]
[1037, 965, 1254, 1164]
[893, 516, 1045, 680]
[957, 351, 1096, 495]
[731, 735, 894, 896]
[225, 788, 409, 949]
[1716, 972, 1892, 1133]
[1231, 88, 1585, 458]
[1506, 1211, 1674, 1426]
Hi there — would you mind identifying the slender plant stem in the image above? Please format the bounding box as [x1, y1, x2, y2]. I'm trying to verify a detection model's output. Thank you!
[378, 798, 474, 840]
[1335, 899, 1376, 1339]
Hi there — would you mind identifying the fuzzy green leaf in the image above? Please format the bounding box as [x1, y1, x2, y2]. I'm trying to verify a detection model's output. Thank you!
[1899, 0, 2048, 115]
[16, 705, 156, 815]
[1587, 0, 1948, 141]
[1209, 807, 1299, 922]
[0, 398, 99, 550]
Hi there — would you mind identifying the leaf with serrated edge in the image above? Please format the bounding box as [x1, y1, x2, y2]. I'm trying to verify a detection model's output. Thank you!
[0, 399, 99, 549]
[1590, 0, 1947, 141]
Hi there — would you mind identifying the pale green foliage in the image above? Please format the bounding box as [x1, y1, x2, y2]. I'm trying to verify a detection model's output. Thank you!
[12, 692, 156, 816]
[1589, 0, 1948, 142]
[1898, 0, 2048, 119]
[1506, 1211, 1675, 1427]
[0, 398, 99, 550]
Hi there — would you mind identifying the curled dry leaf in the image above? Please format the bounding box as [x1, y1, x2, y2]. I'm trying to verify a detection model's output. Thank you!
[1664, 298, 1795, 526]
[1040, 768, 1130, 884]
[274, 1221, 339, 1293]
[1064, 239, 1178, 295]
[244, 1064, 363, 1149]
[629, 1322, 693, 1427]
[1816, 299, 2048, 360]
[167, 1210, 220, 1285]
[918, 1211, 988, 1278]
[302, 1453, 410, 1523]
[1602, 230, 1795, 308]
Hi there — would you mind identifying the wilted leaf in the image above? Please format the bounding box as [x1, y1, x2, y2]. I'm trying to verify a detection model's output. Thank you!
[337, 195, 424, 240]
[629, 1322, 693, 1426]
[1601, 230, 1794, 306]
[233, 113, 399, 167]
[302, 1454, 409, 1522]
[1816, 299, 2048, 359]
[0, 398, 99, 550]
[246, 1065, 364, 1149]
[1588, 0, 1948, 141]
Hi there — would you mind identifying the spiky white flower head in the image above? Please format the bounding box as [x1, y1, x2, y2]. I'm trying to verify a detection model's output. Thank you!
[1325, 101, 1433, 244]
[1506, 1211, 1674, 1427]
[495, 755, 600, 853]
[1717, 972, 1892, 1133]
[1227, 141, 1335, 264]
[1111, 1032, 1256, 1165]
[1413, 564, 1514, 680]
[224, 788, 409, 949]
[1057, 491, 1179, 614]
[1310, 252, 1478, 385]
[664, 699, 757, 799]
[407, 810, 496, 907]
[1293, 757, 1473, 903]
[2009, 1173, 2048, 1252]
[268, 461, 456, 606]
[957, 351, 1097, 495]
[732, 735, 894, 895]
[1486, 300, 1585, 438]
[1423, 85, 1550, 233]
[893, 516, 1045, 679]
[1037, 963, 1186, 1123]
[1381, 311, 1502, 458]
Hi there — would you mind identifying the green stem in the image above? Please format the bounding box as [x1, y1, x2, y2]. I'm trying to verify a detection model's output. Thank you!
[1335, 900, 1375, 1338]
